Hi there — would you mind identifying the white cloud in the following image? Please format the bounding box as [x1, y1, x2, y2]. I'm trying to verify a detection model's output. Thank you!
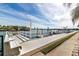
[0, 17, 26, 26]
[36, 3, 75, 28]
[0, 3, 78, 28]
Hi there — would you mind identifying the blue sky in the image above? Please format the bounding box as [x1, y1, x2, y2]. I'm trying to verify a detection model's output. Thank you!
[0, 3, 77, 28]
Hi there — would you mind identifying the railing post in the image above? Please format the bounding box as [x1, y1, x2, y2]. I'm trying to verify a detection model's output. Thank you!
[30, 19, 32, 40]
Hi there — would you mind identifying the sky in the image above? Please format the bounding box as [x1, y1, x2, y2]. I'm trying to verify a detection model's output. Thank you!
[0, 3, 78, 28]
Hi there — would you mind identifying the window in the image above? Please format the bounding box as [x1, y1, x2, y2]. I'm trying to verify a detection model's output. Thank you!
[0, 36, 3, 56]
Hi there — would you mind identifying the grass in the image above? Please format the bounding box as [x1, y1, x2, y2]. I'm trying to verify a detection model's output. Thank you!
[41, 32, 77, 55]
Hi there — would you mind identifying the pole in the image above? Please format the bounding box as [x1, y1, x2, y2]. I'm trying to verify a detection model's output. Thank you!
[18, 26, 20, 34]
[30, 19, 32, 40]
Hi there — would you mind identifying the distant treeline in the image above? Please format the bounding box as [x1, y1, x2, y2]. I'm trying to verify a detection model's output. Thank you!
[0, 25, 30, 31]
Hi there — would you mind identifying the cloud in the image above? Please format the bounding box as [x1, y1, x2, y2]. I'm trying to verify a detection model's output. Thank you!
[36, 3, 74, 28]
[0, 3, 77, 28]
[0, 17, 26, 26]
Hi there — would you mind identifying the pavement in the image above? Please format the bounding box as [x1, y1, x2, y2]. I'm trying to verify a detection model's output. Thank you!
[32, 32, 79, 56]
[19, 32, 75, 56]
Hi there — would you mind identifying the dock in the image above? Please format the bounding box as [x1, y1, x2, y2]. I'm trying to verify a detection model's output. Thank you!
[19, 32, 76, 56]
[4, 31, 77, 56]
[33, 32, 79, 56]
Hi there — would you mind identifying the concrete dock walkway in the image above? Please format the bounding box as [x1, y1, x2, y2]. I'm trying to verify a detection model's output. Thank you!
[4, 32, 76, 56]
[32, 32, 79, 56]
[19, 32, 75, 56]
[46, 33, 79, 56]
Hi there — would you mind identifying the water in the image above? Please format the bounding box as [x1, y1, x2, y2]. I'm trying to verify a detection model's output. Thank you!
[19, 29, 71, 39]
[19, 30, 51, 39]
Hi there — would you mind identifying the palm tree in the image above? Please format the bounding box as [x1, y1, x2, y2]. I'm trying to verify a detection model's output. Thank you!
[71, 6, 79, 25]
